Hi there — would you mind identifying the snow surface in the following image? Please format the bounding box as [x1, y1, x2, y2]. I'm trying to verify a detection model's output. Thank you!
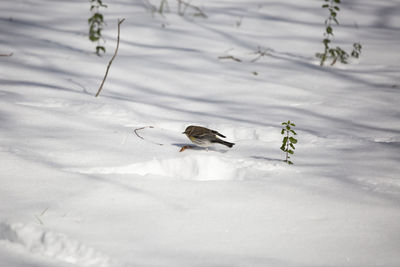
[1, 0, 400, 266]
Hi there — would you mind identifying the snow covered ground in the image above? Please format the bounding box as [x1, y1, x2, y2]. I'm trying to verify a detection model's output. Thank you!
[1, 0, 400, 266]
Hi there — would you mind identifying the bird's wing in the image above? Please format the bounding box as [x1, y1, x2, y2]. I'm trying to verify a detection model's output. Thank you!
[212, 130, 226, 138]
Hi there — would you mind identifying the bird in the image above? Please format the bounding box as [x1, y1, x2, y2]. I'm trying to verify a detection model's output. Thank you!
[182, 125, 235, 148]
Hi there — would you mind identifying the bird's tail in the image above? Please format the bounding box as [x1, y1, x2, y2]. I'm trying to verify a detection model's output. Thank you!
[214, 139, 235, 148]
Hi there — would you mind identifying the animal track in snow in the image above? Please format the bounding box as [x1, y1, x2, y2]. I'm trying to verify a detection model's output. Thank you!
[67, 155, 281, 181]
[0, 222, 111, 267]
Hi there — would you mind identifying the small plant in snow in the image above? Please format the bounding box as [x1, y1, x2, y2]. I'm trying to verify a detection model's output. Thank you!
[157, 0, 170, 15]
[177, 0, 207, 18]
[280, 121, 297, 165]
[251, 47, 272, 63]
[316, 0, 362, 66]
[145, 0, 207, 18]
[89, 0, 107, 56]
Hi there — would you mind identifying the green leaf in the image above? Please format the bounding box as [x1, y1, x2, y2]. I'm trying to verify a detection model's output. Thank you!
[288, 161, 293, 165]
[290, 130, 297, 135]
[322, 4, 329, 8]
[289, 143, 295, 149]
[334, 0, 341, 3]
[281, 129, 285, 135]
[290, 123, 296, 127]
[326, 26, 333, 34]
[93, 13, 104, 22]
[288, 150, 294, 155]
[289, 137, 297, 144]
[282, 136, 288, 145]
[353, 42, 362, 56]
[333, 18, 339, 25]
[96, 46, 105, 53]
[319, 54, 327, 66]
[89, 35, 100, 42]
[351, 50, 359, 58]
[97, 0, 107, 7]
[323, 38, 331, 45]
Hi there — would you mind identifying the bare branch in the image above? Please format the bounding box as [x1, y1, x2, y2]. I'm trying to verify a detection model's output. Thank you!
[134, 126, 154, 140]
[251, 47, 271, 62]
[95, 18, 125, 97]
[133, 126, 164, 146]
[218, 55, 242, 62]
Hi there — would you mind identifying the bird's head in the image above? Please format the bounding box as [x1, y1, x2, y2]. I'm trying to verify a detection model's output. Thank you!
[182, 125, 195, 136]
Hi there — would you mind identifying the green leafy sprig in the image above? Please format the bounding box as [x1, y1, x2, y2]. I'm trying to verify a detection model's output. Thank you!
[316, 0, 362, 66]
[89, 0, 107, 56]
[280, 121, 297, 165]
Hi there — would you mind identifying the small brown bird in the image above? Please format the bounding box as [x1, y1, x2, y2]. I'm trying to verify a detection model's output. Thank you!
[183, 125, 235, 148]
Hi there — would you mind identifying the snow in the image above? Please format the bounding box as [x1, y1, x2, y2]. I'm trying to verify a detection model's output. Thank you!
[0, 222, 110, 267]
[1, 0, 400, 266]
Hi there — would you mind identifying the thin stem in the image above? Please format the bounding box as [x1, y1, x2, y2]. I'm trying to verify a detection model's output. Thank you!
[95, 18, 125, 97]
[285, 131, 289, 162]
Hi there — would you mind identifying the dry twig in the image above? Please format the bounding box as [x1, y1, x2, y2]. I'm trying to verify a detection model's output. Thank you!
[218, 55, 242, 62]
[34, 208, 49, 225]
[95, 18, 125, 97]
[134, 126, 154, 140]
[133, 126, 163, 146]
[251, 47, 271, 62]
